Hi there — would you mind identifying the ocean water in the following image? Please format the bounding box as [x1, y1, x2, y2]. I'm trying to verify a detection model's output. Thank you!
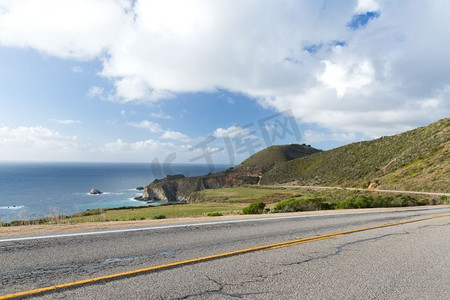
[0, 162, 227, 222]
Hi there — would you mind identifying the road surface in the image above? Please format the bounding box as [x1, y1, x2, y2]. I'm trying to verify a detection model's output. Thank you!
[1, 206, 450, 299]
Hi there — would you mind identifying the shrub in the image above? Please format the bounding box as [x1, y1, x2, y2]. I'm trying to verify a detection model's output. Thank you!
[152, 215, 166, 219]
[274, 197, 332, 212]
[207, 212, 223, 217]
[336, 195, 373, 209]
[242, 202, 266, 214]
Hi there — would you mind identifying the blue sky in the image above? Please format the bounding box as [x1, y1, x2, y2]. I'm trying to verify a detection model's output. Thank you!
[0, 0, 449, 164]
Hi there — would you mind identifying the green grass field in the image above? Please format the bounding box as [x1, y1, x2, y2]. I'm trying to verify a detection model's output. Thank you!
[189, 186, 298, 203]
[47, 202, 247, 224]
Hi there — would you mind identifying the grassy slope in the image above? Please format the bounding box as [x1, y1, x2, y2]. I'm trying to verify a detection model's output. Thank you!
[189, 186, 296, 203]
[261, 118, 450, 192]
[232, 144, 321, 173]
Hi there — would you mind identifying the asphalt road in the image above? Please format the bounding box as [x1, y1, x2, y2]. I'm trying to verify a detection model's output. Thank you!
[1, 206, 450, 299]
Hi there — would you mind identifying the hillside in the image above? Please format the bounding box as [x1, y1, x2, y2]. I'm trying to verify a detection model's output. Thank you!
[140, 144, 320, 202]
[261, 118, 450, 192]
[232, 144, 321, 173]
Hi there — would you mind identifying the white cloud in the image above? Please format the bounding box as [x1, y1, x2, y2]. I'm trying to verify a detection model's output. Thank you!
[128, 120, 190, 142]
[1, 0, 450, 138]
[113, 77, 174, 103]
[213, 125, 251, 138]
[127, 120, 162, 133]
[319, 59, 374, 97]
[0, 0, 133, 59]
[161, 130, 190, 141]
[150, 112, 172, 119]
[303, 130, 359, 144]
[420, 98, 440, 109]
[0, 126, 83, 161]
[51, 119, 81, 125]
[87, 86, 104, 98]
[356, 0, 379, 13]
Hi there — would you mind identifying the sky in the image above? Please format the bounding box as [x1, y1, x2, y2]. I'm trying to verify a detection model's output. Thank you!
[0, 0, 449, 165]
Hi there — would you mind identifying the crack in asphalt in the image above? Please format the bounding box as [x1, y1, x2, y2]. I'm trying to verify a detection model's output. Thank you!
[417, 222, 450, 229]
[284, 232, 410, 266]
[167, 275, 267, 299]
[0, 249, 178, 285]
[0, 242, 26, 251]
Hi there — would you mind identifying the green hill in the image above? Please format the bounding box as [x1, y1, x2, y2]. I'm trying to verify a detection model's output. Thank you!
[261, 118, 450, 192]
[231, 144, 321, 174]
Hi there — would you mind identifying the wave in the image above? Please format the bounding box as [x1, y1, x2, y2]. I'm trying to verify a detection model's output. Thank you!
[0, 205, 25, 210]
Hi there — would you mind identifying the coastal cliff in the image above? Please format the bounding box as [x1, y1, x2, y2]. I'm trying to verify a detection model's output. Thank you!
[141, 172, 260, 202]
[139, 144, 321, 203]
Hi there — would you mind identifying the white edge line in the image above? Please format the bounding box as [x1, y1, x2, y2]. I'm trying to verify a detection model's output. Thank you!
[0, 206, 448, 243]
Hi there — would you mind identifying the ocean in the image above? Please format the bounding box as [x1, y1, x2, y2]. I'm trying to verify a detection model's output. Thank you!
[0, 162, 228, 222]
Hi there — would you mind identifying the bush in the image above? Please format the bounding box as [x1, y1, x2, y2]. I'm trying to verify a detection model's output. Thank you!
[207, 212, 223, 217]
[439, 195, 448, 203]
[274, 197, 332, 212]
[242, 202, 266, 214]
[152, 215, 166, 219]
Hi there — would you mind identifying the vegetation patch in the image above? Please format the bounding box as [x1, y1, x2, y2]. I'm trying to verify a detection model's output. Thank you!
[152, 215, 166, 219]
[273, 197, 333, 212]
[242, 202, 266, 214]
[207, 212, 223, 217]
[271, 193, 448, 213]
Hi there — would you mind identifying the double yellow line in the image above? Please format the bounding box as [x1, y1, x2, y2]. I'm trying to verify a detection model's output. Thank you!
[2, 213, 449, 299]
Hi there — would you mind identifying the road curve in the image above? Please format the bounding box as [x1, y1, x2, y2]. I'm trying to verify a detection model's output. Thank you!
[1, 206, 450, 299]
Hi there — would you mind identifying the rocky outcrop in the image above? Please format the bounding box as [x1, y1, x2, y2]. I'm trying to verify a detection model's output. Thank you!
[368, 181, 379, 190]
[90, 188, 102, 195]
[140, 172, 260, 203]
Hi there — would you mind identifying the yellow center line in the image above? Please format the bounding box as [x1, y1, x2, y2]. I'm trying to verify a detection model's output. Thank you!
[1, 213, 449, 300]
[271, 234, 343, 249]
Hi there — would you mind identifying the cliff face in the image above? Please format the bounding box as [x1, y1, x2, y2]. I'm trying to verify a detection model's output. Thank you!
[141, 172, 260, 202]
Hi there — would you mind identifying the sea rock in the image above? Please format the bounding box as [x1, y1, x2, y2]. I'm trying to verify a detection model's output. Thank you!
[90, 188, 102, 195]
[136, 186, 144, 191]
